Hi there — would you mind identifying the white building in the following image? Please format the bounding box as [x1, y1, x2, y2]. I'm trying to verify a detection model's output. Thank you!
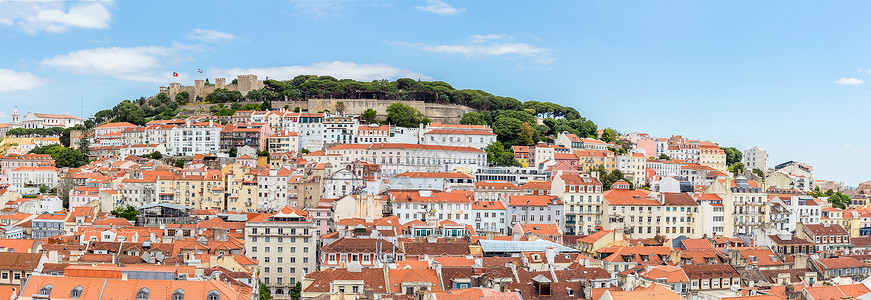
[323, 114, 358, 146]
[505, 195, 564, 230]
[268, 131, 300, 154]
[12, 110, 83, 129]
[769, 194, 823, 233]
[356, 125, 391, 144]
[551, 173, 603, 235]
[169, 121, 222, 156]
[9, 166, 58, 194]
[392, 171, 475, 191]
[389, 190, 474, 226]
[369, 143, 486, 177]
[245, 207, 317, 297]
[472, 200, 508, 234]
[256, 168, 293, 211]
[422, 129, 496, 151]
[743, 146, 768, 171]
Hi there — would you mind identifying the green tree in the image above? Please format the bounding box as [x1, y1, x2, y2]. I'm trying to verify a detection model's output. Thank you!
[259, 280, 273, 300]
[110, 205, 139, 222]
[293, 107, 301, 113]
[39, 184, 50, 194]
[460, 112, 487, 125]
[721, 147, 743, 166]
[114, 101, 146, 125]
[518, 121, 536, 146]
[361, 109, 377, 123]
[174, 160, 185, 168]
[752, 168, 765, 181]
[658, 154, 670, 160]
[144, 151, 163, 159]
[290, 282, 301, 300]
[260, 99, 272, 111]
[386, 103, 429, 128]
[175, 91, 190, 104]
[728, 162, 745, 176]
[485, 142, 520, 167]
[301, 148, 310, 154]
[83, 119, 95, 129]
[229, 147, 238, 157]
[601, 128, 618, 143]
[335, 101, 345, 114]
[55, 148, 88, 168]
[77, 136, 90, 157]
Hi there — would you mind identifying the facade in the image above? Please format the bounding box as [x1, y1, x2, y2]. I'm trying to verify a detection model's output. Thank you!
[505, 195, 564, 230]
[471, 200, 508, 234]
[268, 130, 300, 154]
[245, 207, 317, 297]
[422, 129, 496, 150]
[13, 110, 83, 129]
[369, 143, 486, 177]
[220, 122, 272, 152]
[169, 121, 222, 156]
[9, 166, 58, 194]
[473, 180, 522, 202]
[389, 190, 474, 226]
[744, 146, 769, 171]
[551, 173, 603, 235]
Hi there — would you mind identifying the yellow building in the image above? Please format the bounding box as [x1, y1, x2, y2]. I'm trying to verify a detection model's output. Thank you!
[222, 164, 259, 212]
[575, 150, 617, 172]
[157, 169, 225, 210]
[700, 142, 727, 173]
[821, 207, 854, 235]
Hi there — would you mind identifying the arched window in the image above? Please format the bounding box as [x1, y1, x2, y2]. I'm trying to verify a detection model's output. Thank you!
[172, 289, 185, 300]
[275, 289, 284, 295]
[39, 284, 52, 296]
[207, 290, 220, 300]
[70, 286, 83, 298]
[136, 288, 149, 300]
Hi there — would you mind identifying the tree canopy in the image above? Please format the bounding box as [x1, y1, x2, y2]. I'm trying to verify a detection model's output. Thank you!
[721, 147, 743, 166]
[29, 144, 88, 168]
[812, 187, 851, 209]
[386, 103, 430, 128]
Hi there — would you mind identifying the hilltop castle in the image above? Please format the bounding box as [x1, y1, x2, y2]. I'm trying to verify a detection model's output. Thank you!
[160, 74, 264, 101]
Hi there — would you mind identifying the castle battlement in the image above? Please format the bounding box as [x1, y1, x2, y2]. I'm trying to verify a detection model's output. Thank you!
[165, 74, 263, 102]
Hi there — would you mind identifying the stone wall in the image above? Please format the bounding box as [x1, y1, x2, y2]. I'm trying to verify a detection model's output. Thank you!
[178, 99, 475, 123]
[306, 99, 475, 123]
[160, 75, 264, 102]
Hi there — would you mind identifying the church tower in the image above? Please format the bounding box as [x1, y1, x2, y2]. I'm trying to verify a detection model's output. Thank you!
[11, 109, 19, 125]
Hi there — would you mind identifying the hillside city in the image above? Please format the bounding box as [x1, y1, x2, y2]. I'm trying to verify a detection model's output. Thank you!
[0, 76, 866, 300]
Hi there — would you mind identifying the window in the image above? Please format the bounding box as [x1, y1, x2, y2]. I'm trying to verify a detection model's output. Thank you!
[207, 291, 220, 300]
[40, 284, 52, 296]
[137, 288, 150, 300]
[172, 289, 185, 300]
[71, 286, 83, 298]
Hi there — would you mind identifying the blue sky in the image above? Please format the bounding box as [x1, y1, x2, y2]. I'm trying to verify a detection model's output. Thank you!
[0, 0, 869, 186]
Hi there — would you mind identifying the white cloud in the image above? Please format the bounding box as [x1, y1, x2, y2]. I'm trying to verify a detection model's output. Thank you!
[417, 0, 465, 15]
[399, 34, 554, 63]
[834, 77, 864, 86]
[188, 29, 235, 43]
[291, 0, 344, 17]
[212, 61, 431, 81]
[40, 43, 194, 83]
[0, 0, 113, 34]
[0, 69, 44, 92]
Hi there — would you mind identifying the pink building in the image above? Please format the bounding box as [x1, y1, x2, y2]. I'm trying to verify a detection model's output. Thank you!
[69, 186, 100, 208]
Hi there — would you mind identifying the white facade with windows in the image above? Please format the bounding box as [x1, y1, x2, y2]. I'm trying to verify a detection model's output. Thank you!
[169, 121, 222, 156]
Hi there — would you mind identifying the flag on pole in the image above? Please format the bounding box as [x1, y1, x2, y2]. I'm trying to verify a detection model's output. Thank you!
[198, 69, 203, 74]
[172, 72, 178, 77]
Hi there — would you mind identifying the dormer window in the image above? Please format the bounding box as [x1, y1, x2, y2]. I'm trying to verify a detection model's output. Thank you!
[39, 284, 52, 296]
[71, 286, 83, 298]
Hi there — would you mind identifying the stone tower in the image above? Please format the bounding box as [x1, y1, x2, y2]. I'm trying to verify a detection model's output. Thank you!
[11, 109, 19, 126]
[194, 80, 205, 100]
[215, 78, 226, 89]
[169, 82, 181, 101]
